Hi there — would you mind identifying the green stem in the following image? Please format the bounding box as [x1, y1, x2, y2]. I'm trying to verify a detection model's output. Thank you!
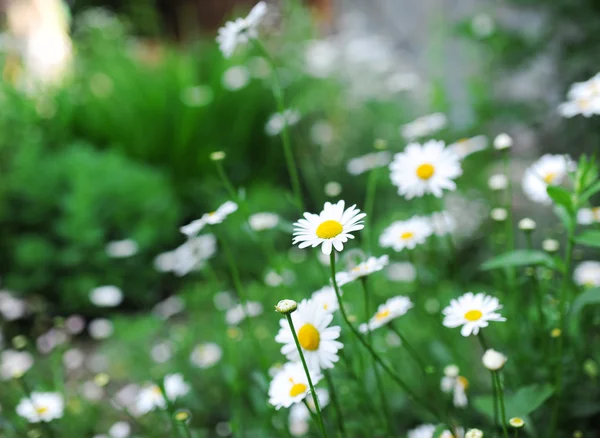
[503, 151, 517, 294]
[324, 370, 347, 438]
[253, 40, 304, 213]
[330, 252, 442, 421]
[285, 314, 329, 438]
[494, 372, 510, 438]
[387, 323, 428, 375]
[477, 333, 498, 435]
[363, 168, 378, 254]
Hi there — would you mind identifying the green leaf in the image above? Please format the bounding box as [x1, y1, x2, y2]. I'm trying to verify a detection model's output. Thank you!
[547, 185, 574, 211]
[574, 230, 600, 248]
[580, 180, 600, 204]
[571, 287, 600, 320]
[474, 384, 554, 419]
[554, 204, 575, 235]
[481, 250, 556, 271]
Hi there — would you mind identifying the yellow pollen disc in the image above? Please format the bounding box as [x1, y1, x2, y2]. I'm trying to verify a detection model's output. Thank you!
[551, 328, 561, 338]
[375, 309, 390, 321]
[316, 220, 343, 239]
[152, 386, 163, 396]
[457, 376, 469, 390]
[400, 231, 414, 240]
[289, 383, 308, 397]
[352, 265, 363, 272]
[592, 207, 600, 220]
[35, 406, 49, 414]
[543, 172, 556, 184]
[323, 304, 328, 310]
[298, 323, 320, 351]
[416, 163, 435, 180]
[464, 309, 483, 321]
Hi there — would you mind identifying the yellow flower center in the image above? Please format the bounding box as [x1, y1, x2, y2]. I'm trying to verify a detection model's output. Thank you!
[543, 172, 556, 184]
[375, 309, 390, 321]
[464, 310, 483, 321]
[400, 231, 414, 240]
[323, 303, 328, 310]
[298, 323, 320, 351]
[152, 386, 163, 396]
[416, 163, 435, 180]
[316, 220, 343, 239]
[457, 376, 469, 390]
[592, 207, 600, 220]
[35, 406, 49, 415]
[289, 382, 308, 397]
[209, 211, 216, 216]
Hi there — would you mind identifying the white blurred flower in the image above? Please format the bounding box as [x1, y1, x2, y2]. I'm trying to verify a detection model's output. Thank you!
[288, 388, 329, 435]
[109, 421, 131, 438]
[222, 66, 250, 91]
[335, 255, 389, 286]
[213, 291, 236, 311]
[65, 315, 86, 335]
[408, 424, 454, 438]
[180, 85, 213, 107]
[16, 392, 64, 423]
[542, 239, 560, 253]
[0, 291, 27, 321]
[105, 239, 138, 258]
[347, 151, 392, 175]
[1, 350, 34, 380]
[265, 109, 301, 136]
[155, 234, 217, 276]
[63, 348, 85, 370]
[577, 207, 600, 225]
[88, 319, 114, 340]
[441, 369, 469, 408]
[324, 181, 343, 197]
[488, 174, 508, 191]
[36, 329, 68, 354]
[248, 56, 271, 78]
[493, 133, 513, 150]
[559, 73, 600, 118]
[428, 211, 457, 236]
[137, 374, 190, 415]
[216, 2, 267, 58]
[311, 286, 340, 313]
[574, 261, 600, 287]
[482, 349, 507, 371]
[400, 113, 447, 140]
[151, 342, 173, 364]
[249, 212, 279, 231]
[153, 296, 185, 320]
[190, 343, 223, 369]
[522, 154, 573, 205]
[447, 136, 488, 158]
[386, 262, 416, 283]
[465, 428, 484, 438]
[518, 218, 536, 231]
[225, 301, 263, 326]
[379, 217, 432, 252]
[304, 39, 338, 78]
[490, 208, 508, 222]
[181, 202, 238, 236]
[90, 285, 123, 307]
[359, 296, 413, 333]
[471, 14, 495, 38]
[310, 120, 334, 145]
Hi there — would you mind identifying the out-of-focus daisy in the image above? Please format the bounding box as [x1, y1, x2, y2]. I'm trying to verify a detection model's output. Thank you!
[390, 140, 462, 199]
[428, 211, 456, 236]
[471, 13, 495, 38]
[153, 296, 185, 319]
[400, 113, 447, 140]
[311, 286, 340, 313]
[346, 151, 392, 175]
[542, 239, 560, 253]
[225, 301, 263, 326]
[108, 421, 131, 438]
[465, 429, 483, 438]
[379, 217, 432, 252]
[386, 262, 416, 283]
[180, 201, 238, 236]
[90, 285, 123, 307]
[216, 2, 267, 58]
[522, 154, 574, 205]
[16, 392, 64, 423]
[155, 234, 217, 277]
[488, 174, 508, 191]
[482, 349, 507, 371]
[335, 255, 389, 286]
[63, 348, 85, 370]
[0, 291, 27, 320]
[559, 73, 600, 118]
[443, 292, 506, 337]
[289, 388, 329, 436]
[447, 135, 488, 158]
[441, 365, 469, 408]
[574, 261, 600, 288]
[105, 239, 138, 258]
[268, 362, 322, 410]
[36, 328, 68, 355]
[493, 133, 513, 150]
[310, 120, 335, 145]
[151, 342, 173, 364]
[190, 343, 223, 369]
[1, 350, 34, 380]
[88, 318, 114, 340]
[275, 299, 343, 371]
[304, 39, 338, 78]
[249, 212, 280, 231]
[359, 296, 413, 333]
[222, 65, 250, 91]
[408, 424, 455, 438]
[490, 208, 508, 222]
[577, 207, 600, 225]
[324, 181, 342, 197]
[265, 109, 301, 136]
[292, 200, 365, 255]
[136, 374, 190, 415]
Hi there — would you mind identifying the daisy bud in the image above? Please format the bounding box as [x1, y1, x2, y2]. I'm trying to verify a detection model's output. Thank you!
[490, 208, 508, 222]
[518, 218, 536, 231]
[493, 133, 513, 150]
[542, 239, 560, 253]
[482, 349, 507, 371]
[509, 417, 525, 428]
[488, 174, 508, 191]
[275, 299, 297, 315]
[210, 151, 226, 161]
[466, 429, 484, 438]
[173, 409, 191, 424]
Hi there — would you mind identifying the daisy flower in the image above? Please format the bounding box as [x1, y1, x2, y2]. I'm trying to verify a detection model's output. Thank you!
[89, 285, 123, 307]
[559, 73, 600, 118]
[292, 200, 366, 255]
[335, 255, 389, 286]
[136, 374, 190, 415]
[275, 299, 343, 371]
[268, 362, 323, 410]
[311, 286, 340, 313]
[190, 343, 223, 369]
[408, 424, 455, 438]
[389, 140, 462, 199]
[180, 201, 238, 236]
[441, 365, 469, 408]
[265, 109, 301, 136]
[16, 392, 64, 423]
[225, 301, 263, 326]
[359, 296, 413, 333]
[573, 261, 600, 288]
[379, 216, 432, 252]
[447, 135, 488, 158]
[577, 207, 600, 225]
[346, 151, 392, 176]
[249, 212, 280, 231]
[428, 211, 456, 236]
[400, 113, 447, 140]
[442, 292, 506, 337]
[289, 388, 329, 435]
[1, 350, 34, 380]
[216, 2, 267, 58]
[522, 154, 574, 205]
[105, 239, 138, 258]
